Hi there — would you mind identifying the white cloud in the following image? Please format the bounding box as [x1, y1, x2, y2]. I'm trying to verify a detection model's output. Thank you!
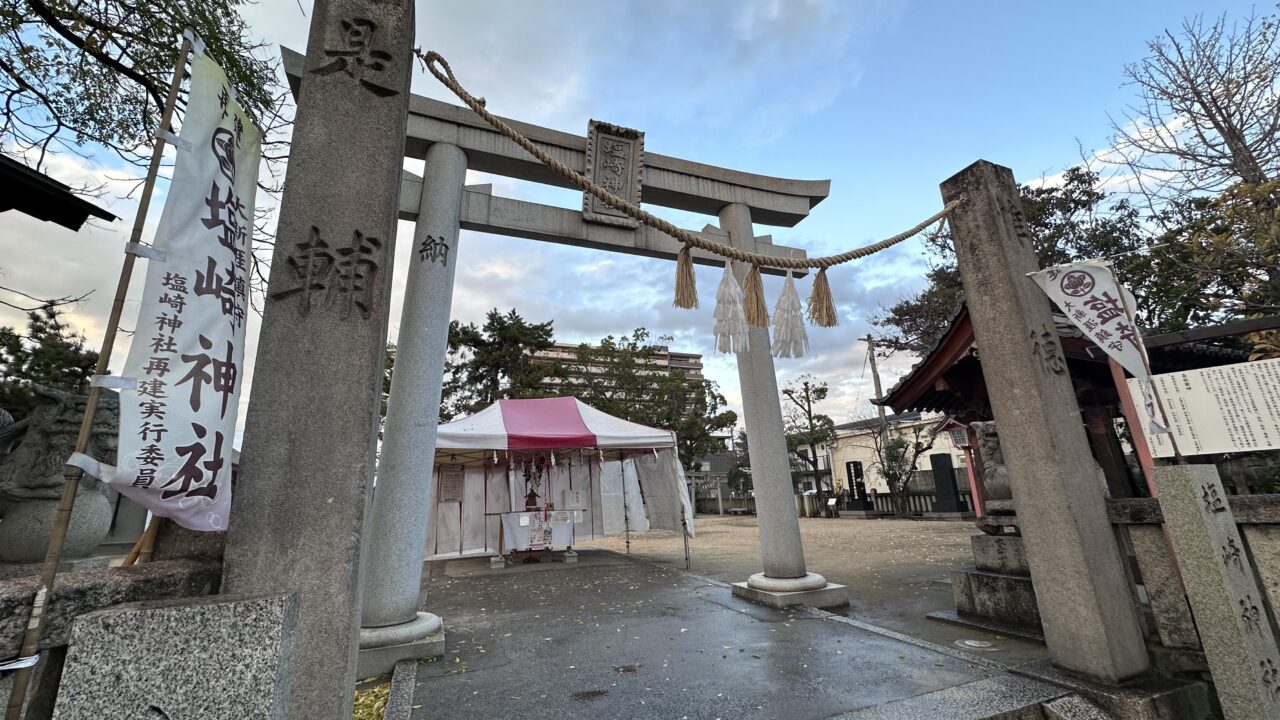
[3, 0, 915, 443]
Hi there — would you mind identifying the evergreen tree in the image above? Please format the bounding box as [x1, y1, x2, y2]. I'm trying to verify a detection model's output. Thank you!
[0, 306, 99, 420]
[561, 328, 737, 470]
[872, 167, 1207, 353]
[439, 309, 561, 420]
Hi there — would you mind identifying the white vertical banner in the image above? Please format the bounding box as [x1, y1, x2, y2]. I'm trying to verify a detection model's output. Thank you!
[101, 52, 260, 530]
[1029, 260, 1168, 435]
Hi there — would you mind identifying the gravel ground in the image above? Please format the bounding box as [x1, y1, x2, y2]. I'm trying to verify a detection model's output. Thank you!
[588, 515, 1049, 667]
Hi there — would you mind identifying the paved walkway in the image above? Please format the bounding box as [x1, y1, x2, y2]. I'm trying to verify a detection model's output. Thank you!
[409, 551, 1061, 719]
[590, 516, 1049, 668]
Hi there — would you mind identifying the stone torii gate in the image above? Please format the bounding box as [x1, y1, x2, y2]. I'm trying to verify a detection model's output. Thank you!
[280, 48, 850, 673]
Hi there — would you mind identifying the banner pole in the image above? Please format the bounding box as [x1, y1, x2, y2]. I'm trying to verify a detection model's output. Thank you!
[1108, 262, 1185, 463]
[3, 32, 194, 720]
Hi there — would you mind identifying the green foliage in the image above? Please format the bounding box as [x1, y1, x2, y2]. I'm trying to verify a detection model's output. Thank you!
[781, 375, 836, 496]
[561, 328, 737, 470]
[726, 430, 752, 495]
[871, 263, 963, 356]
[0, 0, 282, 172]
[879, 436, 912, 488]
[0, 306, 98, 419]
[1160, 182, 1280, 329]
[873, 167, 1212, 353]
[439, 309, 561, 421]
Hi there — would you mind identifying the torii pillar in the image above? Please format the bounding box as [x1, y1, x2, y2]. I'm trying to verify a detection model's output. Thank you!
[722, 202, 849, 609]
[355, 142, 465, 675]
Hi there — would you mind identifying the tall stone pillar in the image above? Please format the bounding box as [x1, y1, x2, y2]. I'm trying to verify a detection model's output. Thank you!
[942, 160, 1148, 683]
[221, 1, 413, 717]
[720, 202, 847, 609]
[357, 142, 467, 674]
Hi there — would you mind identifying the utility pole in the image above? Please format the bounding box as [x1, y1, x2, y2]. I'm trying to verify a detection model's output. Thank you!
[865, 335, 893, 515]
[865, 335, 888, 432]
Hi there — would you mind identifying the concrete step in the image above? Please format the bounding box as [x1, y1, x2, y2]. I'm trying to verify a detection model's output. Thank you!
[951, 568, 1042, 632]
[831, 673, 1065, 719]
[926, 608, 1046, 644]
[1043, 694, 1115, 720]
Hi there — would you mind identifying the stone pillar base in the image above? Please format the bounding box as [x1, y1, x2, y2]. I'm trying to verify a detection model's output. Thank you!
[489, 554, 507, 570]
[922, 511, 977, 521]
[357, 612, 445, 678]
[746, 571, 826, 592]
[732, 573, 849, 610]
[562, 550, 578, 564]
[1014, 659, 1210, 719]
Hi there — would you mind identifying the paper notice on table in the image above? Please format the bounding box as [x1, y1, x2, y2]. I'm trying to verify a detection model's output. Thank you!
[528, 512, 548, 549]
[1129, 358, 1280, 458]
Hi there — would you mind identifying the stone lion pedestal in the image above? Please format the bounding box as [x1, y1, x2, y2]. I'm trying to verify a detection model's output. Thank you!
[927, 421, 1043, 640]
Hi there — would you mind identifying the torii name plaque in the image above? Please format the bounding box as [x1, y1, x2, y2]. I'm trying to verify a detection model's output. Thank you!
[583, 119, 643, 229]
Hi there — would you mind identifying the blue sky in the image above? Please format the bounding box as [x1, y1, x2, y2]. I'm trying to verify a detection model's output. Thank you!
[0, 0, 1260, 433]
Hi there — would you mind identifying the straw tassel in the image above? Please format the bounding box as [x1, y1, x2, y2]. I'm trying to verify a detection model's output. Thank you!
[713, 262, 750, 353]
[772, 271, 809, 358]
[673, 244, 698, 309]
[742, 265, 769, 327]
[806, 267, 839, 327]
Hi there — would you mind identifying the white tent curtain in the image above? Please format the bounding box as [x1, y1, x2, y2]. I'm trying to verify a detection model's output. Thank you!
[621, 458, 650, 533]
[425, 451, 693, 558]
[634, 448, 696, 538]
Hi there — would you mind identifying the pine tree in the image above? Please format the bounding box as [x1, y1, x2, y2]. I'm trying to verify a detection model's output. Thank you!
[0, 307, 99, 420]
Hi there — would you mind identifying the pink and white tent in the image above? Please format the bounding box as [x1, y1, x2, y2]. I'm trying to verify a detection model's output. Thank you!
[426, 397, 695, 560]
[435, 397, 676, 454]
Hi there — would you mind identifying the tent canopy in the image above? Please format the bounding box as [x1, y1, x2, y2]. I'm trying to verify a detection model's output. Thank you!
[436, 397, 676, 459]
[427, 397, 696, 553]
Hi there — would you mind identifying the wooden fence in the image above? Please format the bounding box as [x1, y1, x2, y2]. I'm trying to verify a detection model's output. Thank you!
[868, 489, 974, 516]
[694, 491, 976, 517]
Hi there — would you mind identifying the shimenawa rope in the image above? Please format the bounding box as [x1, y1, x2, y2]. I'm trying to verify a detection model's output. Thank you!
[415, 49, 960, 326]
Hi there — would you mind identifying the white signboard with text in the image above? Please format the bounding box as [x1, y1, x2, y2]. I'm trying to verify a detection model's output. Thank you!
[1130, 358, 1280, 458]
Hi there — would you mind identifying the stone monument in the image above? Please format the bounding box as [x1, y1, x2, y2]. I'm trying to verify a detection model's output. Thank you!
[0, 387, 118, 564]
[221, 1, 414, 717]
[52, 593, 298, 720]
[942, 160, 1148, 683]
[1153, 465, 1280, 720]
[924, 453, 968, 517]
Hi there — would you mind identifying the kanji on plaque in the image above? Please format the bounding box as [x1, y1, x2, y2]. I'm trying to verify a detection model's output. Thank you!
[82, 51, 260, 531]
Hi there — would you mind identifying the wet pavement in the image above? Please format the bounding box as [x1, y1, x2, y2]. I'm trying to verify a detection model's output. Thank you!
[409, 551, 1016, 719]
[590, 517, 1050, 669]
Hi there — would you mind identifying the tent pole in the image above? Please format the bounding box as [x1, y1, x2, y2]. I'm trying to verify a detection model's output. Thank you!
[681, 514, 690, 570]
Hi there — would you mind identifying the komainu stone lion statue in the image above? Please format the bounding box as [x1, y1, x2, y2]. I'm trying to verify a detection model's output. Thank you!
[0, 385, 118, 562]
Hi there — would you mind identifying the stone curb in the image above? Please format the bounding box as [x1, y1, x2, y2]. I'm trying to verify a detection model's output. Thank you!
[384, 659, 418, 720]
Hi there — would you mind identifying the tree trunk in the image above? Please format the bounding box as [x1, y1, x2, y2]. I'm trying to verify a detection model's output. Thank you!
[889, 478, 911, 518]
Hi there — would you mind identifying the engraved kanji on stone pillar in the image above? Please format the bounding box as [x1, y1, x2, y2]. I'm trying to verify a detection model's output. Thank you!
[221, 1, 414, 718]
[1154, 464, 1280, 720]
